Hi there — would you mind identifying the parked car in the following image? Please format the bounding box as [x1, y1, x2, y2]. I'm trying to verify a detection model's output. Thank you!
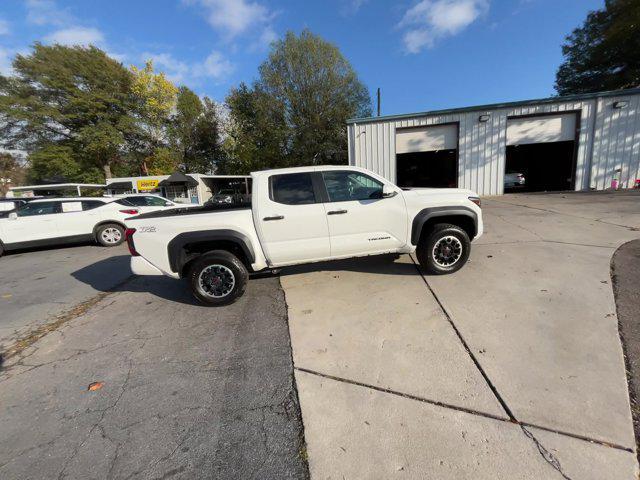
[504, 172, 525, 188]
[125, 166, 483, 306]
[110, 194, 186, 213]
[207, 189, 247, 205]
[0, 197, 140, 256]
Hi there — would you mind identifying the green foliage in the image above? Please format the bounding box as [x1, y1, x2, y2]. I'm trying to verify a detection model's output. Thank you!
[169, 87, 224, 173]
[223, 29, 371, 172]
[556, 0, 640, 95]
[0, 152, 26, 195]
[144, 147, 179, 176]
[0, 44, 137, 180]
[221, 83, 288, 174]
[0, 29, 370, 182]
[28, 145, 102, 183]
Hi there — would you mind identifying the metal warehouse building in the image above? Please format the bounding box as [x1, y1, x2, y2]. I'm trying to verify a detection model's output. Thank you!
[347, 88, 640, 195]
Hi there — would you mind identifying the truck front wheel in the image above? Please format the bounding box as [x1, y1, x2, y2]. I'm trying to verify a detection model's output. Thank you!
[416, 223, 471, 275]
[187, 250, 248, 306]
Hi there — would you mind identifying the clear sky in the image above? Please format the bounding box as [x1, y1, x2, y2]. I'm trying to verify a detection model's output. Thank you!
[0, 0, 604, 117]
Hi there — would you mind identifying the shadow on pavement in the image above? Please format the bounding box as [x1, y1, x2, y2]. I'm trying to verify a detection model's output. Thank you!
[280, 253, 420, 277]
[71, 256, 199, 306]
[2, 240, 96, 257]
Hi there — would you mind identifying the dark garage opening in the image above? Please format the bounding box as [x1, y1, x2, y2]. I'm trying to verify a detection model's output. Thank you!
[504, 140, 575, 193]
[397, 150, 458, 188]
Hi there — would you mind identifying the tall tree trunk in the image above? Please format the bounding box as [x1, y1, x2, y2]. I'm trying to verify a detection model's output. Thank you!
[103, 163, 112, 179]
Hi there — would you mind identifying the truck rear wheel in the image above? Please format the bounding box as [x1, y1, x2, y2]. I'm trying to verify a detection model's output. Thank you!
[416, 223, 471, 275]
[187, 250, 248, 306]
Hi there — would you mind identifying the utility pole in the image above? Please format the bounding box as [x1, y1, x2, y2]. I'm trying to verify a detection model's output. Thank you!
[377, 88, 381, 116]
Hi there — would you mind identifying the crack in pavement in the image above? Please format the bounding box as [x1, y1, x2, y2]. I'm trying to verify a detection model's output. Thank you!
[521, 425, 572, 480]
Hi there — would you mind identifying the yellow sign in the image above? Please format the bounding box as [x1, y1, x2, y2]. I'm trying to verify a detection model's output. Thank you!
[137, 179, 160, 191]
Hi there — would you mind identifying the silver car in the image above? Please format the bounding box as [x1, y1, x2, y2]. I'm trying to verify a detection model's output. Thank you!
[504, 172, 525, 188]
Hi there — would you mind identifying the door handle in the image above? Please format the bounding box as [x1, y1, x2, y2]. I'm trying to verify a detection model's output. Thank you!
[263, 215, 284, 221]
[327, 209, 348, 215]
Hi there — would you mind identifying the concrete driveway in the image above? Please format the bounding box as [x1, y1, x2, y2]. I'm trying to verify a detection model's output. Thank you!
[281, 191, 640, 479]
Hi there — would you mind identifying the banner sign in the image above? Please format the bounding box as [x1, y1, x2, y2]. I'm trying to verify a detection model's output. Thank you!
[137, 179, 160, 191]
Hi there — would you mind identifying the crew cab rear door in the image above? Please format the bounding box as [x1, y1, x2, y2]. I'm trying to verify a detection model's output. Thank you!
[320, 170, 408, 257]
[254, 172, 331, 266]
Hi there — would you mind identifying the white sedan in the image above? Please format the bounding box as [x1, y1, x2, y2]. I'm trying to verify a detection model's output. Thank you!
[110, 194, 199, 213]
[0, 197, 140, 256]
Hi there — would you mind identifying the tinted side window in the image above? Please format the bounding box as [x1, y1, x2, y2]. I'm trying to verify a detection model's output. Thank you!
[17, 201, 61, 217]
[144, 196, 168, 206]
[322, 171, 383, 202]
[124, 197, 147, 206]
[115, 199, 135, 206]
[82, 200, 105, 210]
[270, 173, 317, 205]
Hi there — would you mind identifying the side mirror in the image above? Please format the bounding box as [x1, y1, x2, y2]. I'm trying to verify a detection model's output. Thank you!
[164, 201, 173, 207]
[382, 184, 398, 198]
[8, 212, 18, 220]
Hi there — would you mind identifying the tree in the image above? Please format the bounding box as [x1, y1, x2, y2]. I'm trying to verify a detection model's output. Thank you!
[223, 29, 371, 172]
[556, 0, 640, 95]
[222, 83, 288, 174]
[0, 44, 138, 180]
[0, 152, 26, 195]
[130, 60, 179, 158]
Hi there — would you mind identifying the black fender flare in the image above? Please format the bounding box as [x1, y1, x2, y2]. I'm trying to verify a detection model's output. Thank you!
[411, 206, 478, 245]
[167, 229, 256, 274]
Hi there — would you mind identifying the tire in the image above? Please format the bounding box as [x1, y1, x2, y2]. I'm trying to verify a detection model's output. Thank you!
[0, 242, 4, 258]
[416, 223, 471, 275]
[96, 223, 125, 247]
[187, 250, 248, 306]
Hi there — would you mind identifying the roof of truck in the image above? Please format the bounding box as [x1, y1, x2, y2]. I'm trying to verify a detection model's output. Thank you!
[251, 165, 368, 178]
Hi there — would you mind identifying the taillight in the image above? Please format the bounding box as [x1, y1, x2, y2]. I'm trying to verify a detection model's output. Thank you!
[125, 228, 139, 256]
[120, 209, 139, 215]
[468, 196, 481, 208]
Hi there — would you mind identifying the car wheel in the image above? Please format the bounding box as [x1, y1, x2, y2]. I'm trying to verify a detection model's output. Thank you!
[0, 242, 4, 257]
[187, 250, 248, 306]
[416, 223, 471, 275]
[96, 223, 125, 247]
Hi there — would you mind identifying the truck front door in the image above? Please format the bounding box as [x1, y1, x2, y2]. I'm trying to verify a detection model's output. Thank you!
[320, 170, 408, 257]
[255, 172, 331, 266]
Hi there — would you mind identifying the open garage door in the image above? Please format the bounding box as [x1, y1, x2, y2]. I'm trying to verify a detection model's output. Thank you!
[505, 113, 578, 193]
[396, 124, 458, 188]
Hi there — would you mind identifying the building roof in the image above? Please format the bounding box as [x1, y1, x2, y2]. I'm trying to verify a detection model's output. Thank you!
[347, 87, 640, 125]
[158, 172, 198, 187]
[106, 181, 133, 190]
[10, 183, 105, 191]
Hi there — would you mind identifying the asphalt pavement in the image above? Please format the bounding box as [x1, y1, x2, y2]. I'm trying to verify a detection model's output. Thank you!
[0, 243, 132, 351]
[612, 239, 640, 458]
[0, 245, 309, 479]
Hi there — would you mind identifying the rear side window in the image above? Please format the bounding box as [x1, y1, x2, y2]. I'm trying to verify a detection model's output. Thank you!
[123, 196, 147, 206]
[144, 196, 169, 206]
[270, 173, 317, 205]
[16, 201, 61, 217]
[82, 200, 105, 210]
[115, 198, 135, 206]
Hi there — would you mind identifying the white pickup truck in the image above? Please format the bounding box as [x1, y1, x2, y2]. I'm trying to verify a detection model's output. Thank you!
[125, 166, 483, 305]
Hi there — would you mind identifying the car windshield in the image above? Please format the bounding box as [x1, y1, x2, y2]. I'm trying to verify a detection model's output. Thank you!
[217, 190, 235, 195]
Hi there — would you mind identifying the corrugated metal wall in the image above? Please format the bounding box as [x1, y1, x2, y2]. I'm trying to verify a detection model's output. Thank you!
[348, 93, 640, 195]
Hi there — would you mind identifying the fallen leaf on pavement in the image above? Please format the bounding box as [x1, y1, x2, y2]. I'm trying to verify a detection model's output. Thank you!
[88, 382, 104, 391]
